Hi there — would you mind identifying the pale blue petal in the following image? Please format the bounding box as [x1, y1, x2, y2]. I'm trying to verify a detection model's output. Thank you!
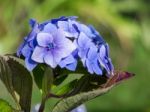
[78, 32, 91, 48]
[99, 45, 106, 59]
[52, 50, 64, 64]
[21, 44, 32, 58]
[59, 55, 75, 68]
[58, 21, 69, 31]
[25, 57, 37, 71]
[66, 60, 77, 71]
[37, 33, 53, 47]
[31, 46, 46, 63]
[43, 23, 57, 33]
[92, 61, 102, 75]
[86, 60, 94, 74]
[44, 51, 57, 68]
[54, 29, 76, 57]
[79, 24, 95, 37]
[78, 48, 88, 58]
[64, 32, 74, 37]
[87, 45, 98, 60]
[57, 19, 79, 36]
[105, 43, 109, 57]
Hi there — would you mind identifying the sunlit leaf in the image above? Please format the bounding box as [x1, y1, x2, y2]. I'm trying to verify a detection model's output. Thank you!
[52, 73, 83, 96]
[0, 99, 14, 112]
[56, 79, 77, 96]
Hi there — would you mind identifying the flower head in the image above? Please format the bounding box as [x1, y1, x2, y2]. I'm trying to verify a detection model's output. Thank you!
[17, 16, 114, 76]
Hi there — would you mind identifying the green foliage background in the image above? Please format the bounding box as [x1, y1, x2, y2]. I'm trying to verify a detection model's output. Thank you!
[0, 0, 150, 111]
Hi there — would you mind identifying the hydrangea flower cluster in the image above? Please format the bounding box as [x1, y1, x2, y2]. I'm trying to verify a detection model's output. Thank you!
[17, 16, 114, 75]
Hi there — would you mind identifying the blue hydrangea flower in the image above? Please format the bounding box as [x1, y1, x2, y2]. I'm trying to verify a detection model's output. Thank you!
[17, 16, 114, 76]
[31, 23, 76, 68]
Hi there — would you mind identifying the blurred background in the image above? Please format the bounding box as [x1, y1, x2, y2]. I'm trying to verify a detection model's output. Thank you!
[0, 0, 150, 112]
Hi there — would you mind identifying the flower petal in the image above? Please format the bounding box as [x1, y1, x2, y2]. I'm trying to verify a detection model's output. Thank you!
[58, 21, 69, 31]
[99, 45, 106, 59]
[59, 55, 76, 68]
[87, 45, 98, 60]
[52, 49, 64, 64]
[37, 33, 53, 47]
[79, 24, 95, 37]
[31, 46, 46, 63]
[78, 32, 91, 48]
[44, 51, 57, 68]
[25, 57, 37, 71]
[21, 44, 32, 58]
[43, 23, 57, 34]
[86, 60, 94, 74]
[54, 29, 76, 57]
[66, 60, 77, 71]
[92, 61, 102, 75]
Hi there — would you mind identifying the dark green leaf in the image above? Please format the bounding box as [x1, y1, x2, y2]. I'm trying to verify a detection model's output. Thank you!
[42, 67, 53, 96]
[53, 74, 68, 86]
[33, 65, 45, 90]
[66, 74, 107, 96]
[0, 99, 14, 112]
[0, 56, 20, 109]
[52, 86, 113, 112]
[5, 56, 33, 112]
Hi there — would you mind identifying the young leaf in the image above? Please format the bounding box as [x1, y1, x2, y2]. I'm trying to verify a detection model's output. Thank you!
[103, 71, 135, 88]
[0, 99, 14, 112]
[5, 56, 33, 112]
[52, 86, 113, 112]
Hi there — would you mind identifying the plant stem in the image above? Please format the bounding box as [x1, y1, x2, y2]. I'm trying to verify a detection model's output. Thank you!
[38, 97, 47, 112]
[38, 93, 63, 112]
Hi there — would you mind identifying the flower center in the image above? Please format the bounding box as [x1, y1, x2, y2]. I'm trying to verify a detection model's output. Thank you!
[47, 43, 55, 50]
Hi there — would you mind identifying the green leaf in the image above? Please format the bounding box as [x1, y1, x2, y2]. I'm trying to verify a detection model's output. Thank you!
[42, 67, 53, 96]
[53, 74, 68, 86]
[52, 74, 83, 95]
[0, 56, 20, 109]
[33, 65, 45, 90]
[33, 65, 53, 96]
[56, 79, 77, 95]
[5, 56, 33, 112]
[52, 86, 113, 112]
[0, 99, 14, 112]
[66, 74, 107, 96]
